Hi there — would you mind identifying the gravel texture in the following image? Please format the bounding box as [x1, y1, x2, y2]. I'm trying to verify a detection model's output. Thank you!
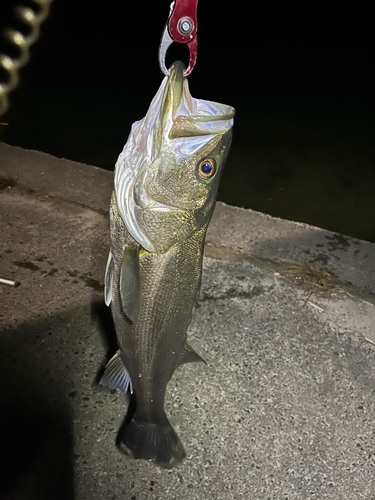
[1, 143, 374, 500]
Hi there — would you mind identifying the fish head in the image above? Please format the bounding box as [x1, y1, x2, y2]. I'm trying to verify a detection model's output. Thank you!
[114, 61, 235, 254]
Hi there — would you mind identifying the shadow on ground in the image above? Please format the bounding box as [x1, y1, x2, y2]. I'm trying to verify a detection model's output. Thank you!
[0, 317, 75, 500]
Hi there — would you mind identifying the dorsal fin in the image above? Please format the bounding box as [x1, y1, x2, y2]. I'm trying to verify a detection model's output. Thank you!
[177, 343, 206, 368]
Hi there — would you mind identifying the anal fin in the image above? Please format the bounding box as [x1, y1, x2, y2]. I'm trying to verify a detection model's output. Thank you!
[100, 351, 133, 393]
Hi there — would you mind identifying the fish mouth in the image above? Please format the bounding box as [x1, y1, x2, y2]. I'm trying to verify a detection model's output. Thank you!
[114, 60, 234, 253]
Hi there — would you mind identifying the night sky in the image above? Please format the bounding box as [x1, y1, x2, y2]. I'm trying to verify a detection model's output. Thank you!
[1, 1, 374, 241]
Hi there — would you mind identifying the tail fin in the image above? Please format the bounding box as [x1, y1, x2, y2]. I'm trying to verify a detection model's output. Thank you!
[117, 414, 186, 468]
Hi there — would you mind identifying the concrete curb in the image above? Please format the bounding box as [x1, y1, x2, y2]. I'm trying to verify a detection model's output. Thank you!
[1, 141, 374, 297]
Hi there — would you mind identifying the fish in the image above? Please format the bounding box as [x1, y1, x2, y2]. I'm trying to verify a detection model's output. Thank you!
[101, 60, 235, 468]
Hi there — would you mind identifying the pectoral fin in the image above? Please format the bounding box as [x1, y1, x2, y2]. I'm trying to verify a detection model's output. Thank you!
[177, 343, 206, 368]
[104, 251, 113, 306]
[120, 245, 141, 322]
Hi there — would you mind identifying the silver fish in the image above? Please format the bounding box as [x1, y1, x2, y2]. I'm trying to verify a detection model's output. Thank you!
[101, 61, 234, 467]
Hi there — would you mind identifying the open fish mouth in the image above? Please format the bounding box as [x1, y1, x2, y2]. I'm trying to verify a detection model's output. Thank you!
[114, 60, 234, 252]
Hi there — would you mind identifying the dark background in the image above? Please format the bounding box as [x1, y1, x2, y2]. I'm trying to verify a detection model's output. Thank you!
[1, 0, 374, 242]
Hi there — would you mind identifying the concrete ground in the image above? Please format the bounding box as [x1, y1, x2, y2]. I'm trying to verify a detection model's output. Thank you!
[0, 142, 374, 500]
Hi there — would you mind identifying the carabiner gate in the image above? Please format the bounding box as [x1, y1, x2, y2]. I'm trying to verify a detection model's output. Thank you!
[158, 0, 199, 77]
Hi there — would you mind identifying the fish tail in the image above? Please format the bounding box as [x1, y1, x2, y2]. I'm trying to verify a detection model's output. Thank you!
[117, 414, 186, 468]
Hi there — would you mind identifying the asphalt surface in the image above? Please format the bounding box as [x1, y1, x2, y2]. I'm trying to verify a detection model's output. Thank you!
[0, 143, 374, 500]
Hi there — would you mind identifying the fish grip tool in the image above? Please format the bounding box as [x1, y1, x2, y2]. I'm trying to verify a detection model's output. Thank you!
[159, 0, 199, 77]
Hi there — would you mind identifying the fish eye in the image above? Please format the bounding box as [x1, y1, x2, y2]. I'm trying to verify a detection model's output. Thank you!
[198, 159, 215, 180]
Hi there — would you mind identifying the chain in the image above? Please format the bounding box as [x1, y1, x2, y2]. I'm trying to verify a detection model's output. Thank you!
[0, 0, 53, 116]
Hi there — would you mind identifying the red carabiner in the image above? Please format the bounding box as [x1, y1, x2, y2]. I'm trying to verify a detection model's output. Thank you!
[159, 0, 199, 77]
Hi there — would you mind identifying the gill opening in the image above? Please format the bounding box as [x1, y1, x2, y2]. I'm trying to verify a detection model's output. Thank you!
[0, 0, 53, 116]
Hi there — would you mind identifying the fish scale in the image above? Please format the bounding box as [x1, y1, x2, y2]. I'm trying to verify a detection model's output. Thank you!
[110, 196, 204, 409]
[138, 251, 177, 369]
[101, 61, 234, 467]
